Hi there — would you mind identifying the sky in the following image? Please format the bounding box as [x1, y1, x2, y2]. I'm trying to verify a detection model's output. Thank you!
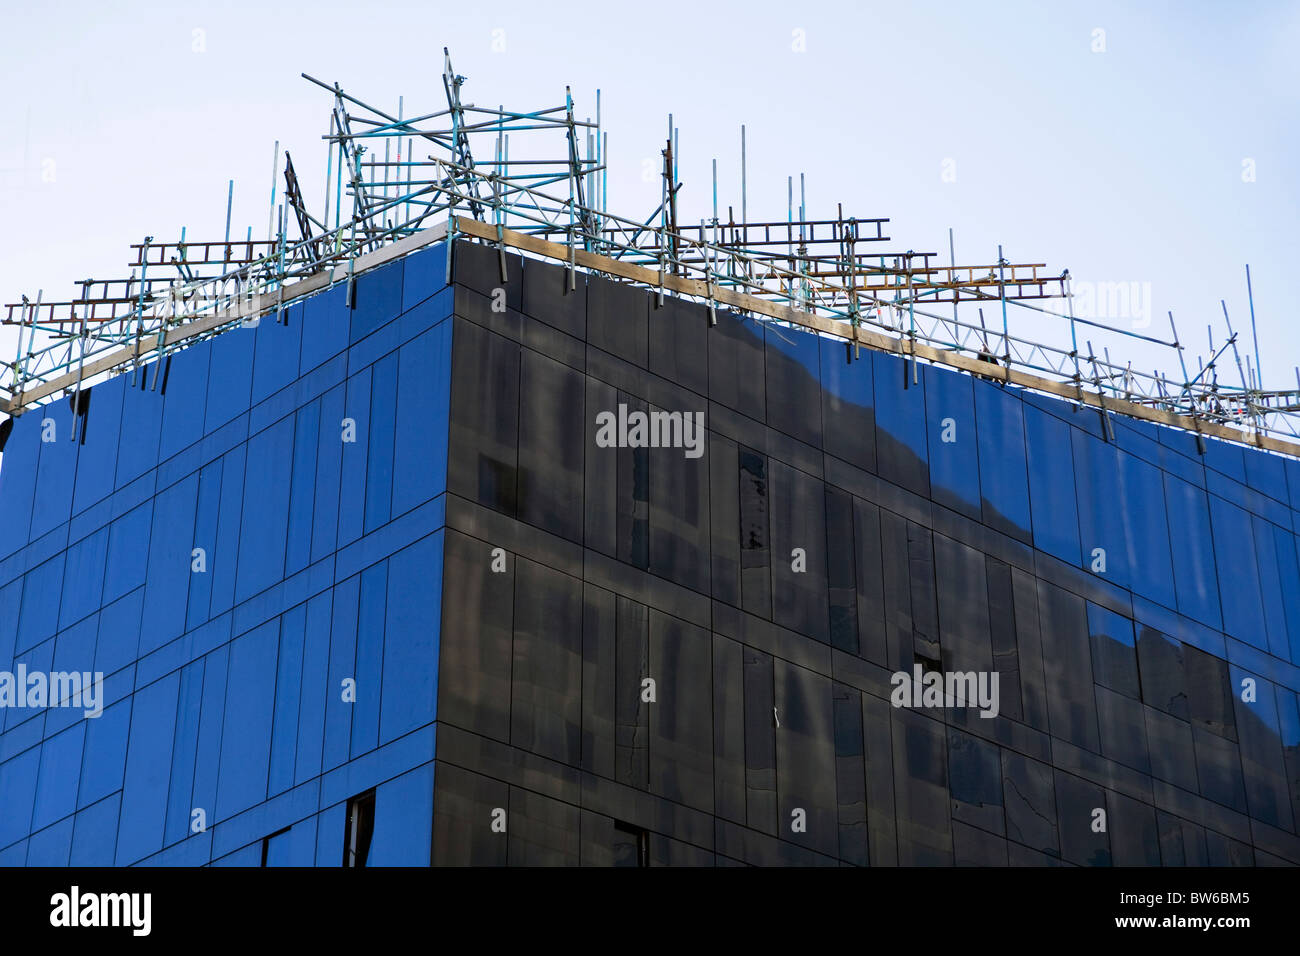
[1, 0, 1297, 405]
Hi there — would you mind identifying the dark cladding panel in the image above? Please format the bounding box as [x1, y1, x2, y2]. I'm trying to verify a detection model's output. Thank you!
[648, 408, 710, 594]
[510, 557, 583, 766]
[648, 611, 713, 813]
[708, 310, 766, 422]
[1035, 578, 1100, 753]
[587, 278, 649, 369]
[738, 446, 772, 619]
[439, 529, 514, 742]
[584, 376, 618, 556]
[769, 458, 829, 643]
[948, 728, 1004, 836]
[775, 659, 838, 858]
[508, 786, 580, 866]
[581, 583, 616, 779]
[431, 762, 509, 866]
[448, 317, 519, 515]
[614, 596, 650, 790]
[709, 433, 741, 606]
[933, 532, 993, 676]
[712, 634, 747, 825]
[891, 708, 952, 865]
[452, 238, 523, 311]
[852, 496, 888, 667]
[872, 350, 930, 498]
[521, 256, 585, 339]
[743, 646, 778, 835]
[764, 322, 823, 448]
[517, 348, 584, 542]
[825, 487, 858, 655]
[832, 682, 869, 866]
[648, 294, 709, 398]
[616, 393, 650, 570]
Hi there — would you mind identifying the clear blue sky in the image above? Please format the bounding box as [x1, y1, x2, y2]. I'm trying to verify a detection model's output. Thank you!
[1, 0, 1297, 392]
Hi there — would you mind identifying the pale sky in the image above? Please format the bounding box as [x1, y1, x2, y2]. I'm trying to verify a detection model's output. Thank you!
[1, 0, 1297, 405]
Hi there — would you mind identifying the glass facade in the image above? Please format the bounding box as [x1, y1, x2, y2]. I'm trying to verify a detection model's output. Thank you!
[1, 235, 1298, 865]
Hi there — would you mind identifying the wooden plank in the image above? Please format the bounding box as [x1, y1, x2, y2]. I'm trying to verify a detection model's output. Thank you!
[453, 216, 1300, 461]
[7, 222, 448, 415]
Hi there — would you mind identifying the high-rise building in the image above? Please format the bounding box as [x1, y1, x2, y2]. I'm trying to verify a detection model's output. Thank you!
[2, 228, 1298, 867]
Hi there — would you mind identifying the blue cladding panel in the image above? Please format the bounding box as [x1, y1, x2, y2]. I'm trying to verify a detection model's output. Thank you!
[351, 261, 405, 343]
[204, 325, 255, 435]
[381, 532, 443, 742]
[311, 384, 345, 563]
[103, 502, 152, 605]
[295, 592, 333, 786]
[252, 306, 304, 404]
[1164, 473, 1222, 629]
[32, 723, 85, 832]
[164, 659, 205, 847]
[819, 337, 875, 474]
[70, 795, 120, 865]
[924, 364, 978, 519]
[364, 353, 398, 534]
[872, 350, 929, 497]
[191, 644, 230, 832]
[1118, 450, 1176, 610]
[325, 574, 360, 772]
[351, 562, 387, 757]
[235, 418, 293, 604]
[1209, 495, 1267, 648]
[78, 699, 131, 809]
[215, 620, 279, 819]
[1072, 429, 1127, 583]
[367, 763, 434, 866]
[58, 528, 107, 632]
[17, 554, 65, 656]
[72, 376, 124, 516]
[973, 381, 1032, 542]
[210, 444, 246, 616]
[0, 748, 40, 848]
[0, 413, 42, 557]
[392, 320, 452, 518]
[338, 368, 371, 547]
[286, 401, 321, 577]
[30, 401, 78, 540]
[186, 461, 223, 631]
[1024, 408, 1076, 572]
[141, 473, 199, 655]
[402, 245, 448, 310]
[269, 604, 305, 797]
[114, 374, 163, 489]
[160, 343, 211, 462]
[299, 284, 350, 374]
[115, 673, 180, 864]
[96, 588, 143, 677]
[27, 817, 73, 865]
[0, 247, 450, 866]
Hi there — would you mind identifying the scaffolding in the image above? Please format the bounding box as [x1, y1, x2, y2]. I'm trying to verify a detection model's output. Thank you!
[3, 49, 1298, 460]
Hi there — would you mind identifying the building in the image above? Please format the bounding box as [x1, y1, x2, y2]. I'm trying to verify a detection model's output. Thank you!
[1, 225, 1299, 867]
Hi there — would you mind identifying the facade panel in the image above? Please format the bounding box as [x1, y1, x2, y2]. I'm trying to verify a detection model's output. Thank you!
[1, 236, 1299, 866]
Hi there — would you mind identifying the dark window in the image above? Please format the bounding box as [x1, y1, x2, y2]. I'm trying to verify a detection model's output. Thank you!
[738, 448, 770, 616]
[612, 820, 648, 867]
[343, 790, 376, 868]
